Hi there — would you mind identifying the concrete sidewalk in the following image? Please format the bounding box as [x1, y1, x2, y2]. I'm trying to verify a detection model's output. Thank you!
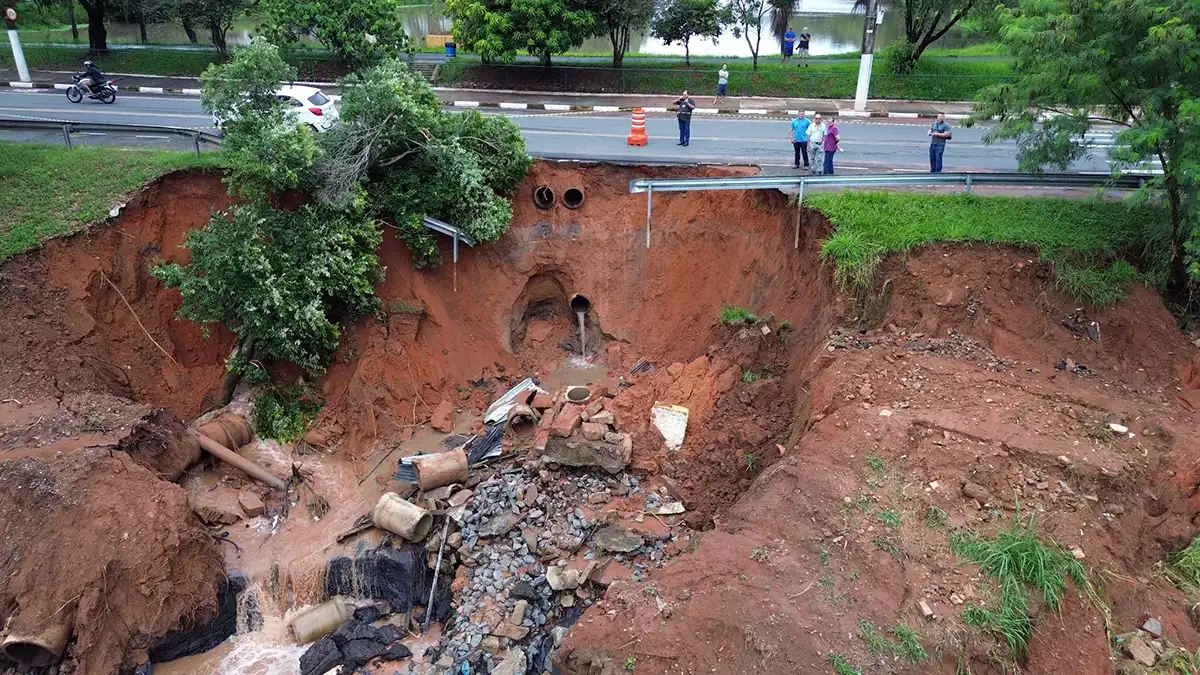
[0, 68, 974, 119]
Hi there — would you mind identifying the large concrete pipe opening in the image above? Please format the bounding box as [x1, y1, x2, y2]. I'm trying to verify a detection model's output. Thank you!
[533, 186, 556, 209]
[2, 623, 72, 667]
[569, 294, 591, 314]
[563, 187, 586, 209]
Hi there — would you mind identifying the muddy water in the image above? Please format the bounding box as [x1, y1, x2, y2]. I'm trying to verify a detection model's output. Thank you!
[540, 358, 610, 394]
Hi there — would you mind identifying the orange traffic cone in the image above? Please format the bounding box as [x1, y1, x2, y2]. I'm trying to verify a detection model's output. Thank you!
[627, 107, 648, 146]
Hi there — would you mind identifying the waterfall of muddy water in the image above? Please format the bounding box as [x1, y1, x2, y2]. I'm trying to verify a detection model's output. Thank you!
[576, 310, 587, 356]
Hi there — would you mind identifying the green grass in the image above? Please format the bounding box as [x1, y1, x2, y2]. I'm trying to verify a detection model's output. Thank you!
[720, 306, 760, 325]
[0, 142, 221, 261]
[926, 505, 950, 529]
[949, 512, 1087, 656]
[865, 455, 887, 476]
[857, 619, 928, 662]
[827, 652, 862, 675]
[1165, 536, 1200, 592]
[439, 57, 1012, 101]
[877, 509, 902, 528]
[810, 191, 1168, 307]
[857, 619, 891, 654]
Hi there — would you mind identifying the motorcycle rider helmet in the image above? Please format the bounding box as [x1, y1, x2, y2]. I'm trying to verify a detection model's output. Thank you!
[83, 59, 94, 67]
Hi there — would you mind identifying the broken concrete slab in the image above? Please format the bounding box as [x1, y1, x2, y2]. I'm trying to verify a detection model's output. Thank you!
[594, 526, 643, 553]
[542, 437, 630, 474]
[491, 648, 529, 675]
[189, 486, 245, 525]
[546, 562, 594, 591]
[589, 410, 615, 426]
[1123, 634, 1156, 667]
[491, 622, 530, 641]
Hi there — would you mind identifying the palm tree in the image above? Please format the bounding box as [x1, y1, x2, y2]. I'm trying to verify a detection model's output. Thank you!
[770, 0, 795, 42]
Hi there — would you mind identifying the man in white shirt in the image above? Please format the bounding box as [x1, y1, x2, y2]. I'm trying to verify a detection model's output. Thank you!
[806, 113, 827, 174]
[714, 64, 729, 104]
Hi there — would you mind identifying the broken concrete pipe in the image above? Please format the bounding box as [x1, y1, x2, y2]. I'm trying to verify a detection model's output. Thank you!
[506, 403, 539, 432]
[289, 597, 353, 644]
[565, 386, 591, 404]
[371, 492, 434, 543]
[2, 617, 73, 667]
[412, 447, 468, 491]
[569, 294, 591, 314]
[190, 413, 287, 490]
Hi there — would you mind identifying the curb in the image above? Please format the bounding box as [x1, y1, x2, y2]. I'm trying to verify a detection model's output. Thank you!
[0, 80, 954, 118]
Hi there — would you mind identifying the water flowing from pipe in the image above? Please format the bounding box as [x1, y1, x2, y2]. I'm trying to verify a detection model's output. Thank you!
[576, 311, 586, 356]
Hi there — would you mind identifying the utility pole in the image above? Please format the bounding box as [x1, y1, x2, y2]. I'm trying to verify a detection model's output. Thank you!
[4, 0, 31, 83]
[853, 0, 880, 112]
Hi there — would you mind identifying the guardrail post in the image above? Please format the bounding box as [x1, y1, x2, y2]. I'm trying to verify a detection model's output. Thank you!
[61, 124, 72, 150]
[645, 184, 653, 249]
[965, 175, 973, 194]
[192, 132, 201, 157]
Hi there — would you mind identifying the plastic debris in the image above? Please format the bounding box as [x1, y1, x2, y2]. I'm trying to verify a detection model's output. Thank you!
[651, 403, 689, 451]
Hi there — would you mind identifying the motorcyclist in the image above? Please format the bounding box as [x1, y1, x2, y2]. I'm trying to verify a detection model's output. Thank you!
[78, 59, 105, 94]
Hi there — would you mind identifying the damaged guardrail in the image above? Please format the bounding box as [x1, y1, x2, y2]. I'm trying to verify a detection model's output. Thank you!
[628, 172, 1156, 249]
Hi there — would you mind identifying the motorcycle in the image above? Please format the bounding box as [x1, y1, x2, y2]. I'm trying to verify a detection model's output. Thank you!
[66, 74, 117, 104]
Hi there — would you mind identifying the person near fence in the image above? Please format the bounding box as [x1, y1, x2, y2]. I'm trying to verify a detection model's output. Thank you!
[798, 28, 811, 67]
[928, 113, 952, 173]
[790, 112, 812, 170]
[675, 91, 696, 146]
[714, 65, 729, 104]
[782, 28, 797, 64]
[823, 119, 841, 175]
[806, 113, 827, 174]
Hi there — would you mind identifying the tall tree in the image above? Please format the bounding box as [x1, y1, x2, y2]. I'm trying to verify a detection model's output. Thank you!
[884, 0, 975, 72]
[769, 0, 793, 44]
[651, 0, 722, 65]
[179, 0, 247, 55]
[725, 0, 771, 69]
[447, 0, 597, 66]
[76, 0, 107, 51]
[972, 0, 1200, 296]
[261, 0, 410, 67]
[588, 0, 654, 67]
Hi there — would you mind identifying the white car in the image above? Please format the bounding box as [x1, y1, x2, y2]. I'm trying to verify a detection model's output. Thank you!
[213, 85, 339, 133]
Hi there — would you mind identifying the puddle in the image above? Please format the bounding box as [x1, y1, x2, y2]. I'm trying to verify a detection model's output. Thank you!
[539, 358, 610, 394]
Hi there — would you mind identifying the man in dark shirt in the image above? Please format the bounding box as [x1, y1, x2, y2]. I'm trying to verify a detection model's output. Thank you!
[928, 113, 952, 173]
[675, 91, 696, 146]
[798, 28, 811, 67]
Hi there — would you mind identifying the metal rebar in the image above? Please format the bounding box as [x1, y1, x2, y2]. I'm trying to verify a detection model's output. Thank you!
[422, 516, 451, 634]
[192, 132, 201, 157]
[645, 184, 652, 249]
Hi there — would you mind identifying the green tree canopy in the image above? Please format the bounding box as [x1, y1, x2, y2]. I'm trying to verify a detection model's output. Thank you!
[318, 59, 531, 265]
[153, 202, 382, 376]
[883, 0, 976, 73]
[585, 0, 654, 67]
[447, 0, 598, 66]
[725, 0, 772, 69]
[260, 0, 409, 67]
[177, 0, 249, 55]
[651, 0, 723, 66]
[972, 0, 1200, 295]
[200, 41, 319, 197]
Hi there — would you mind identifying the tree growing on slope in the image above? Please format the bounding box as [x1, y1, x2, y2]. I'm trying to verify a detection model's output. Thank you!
[882, 0, 976, 73]
[447, 0, 597, 66]
[651, 0, 724, 66]
[972, 0, 1200, 297]
[178, 0, 249, 56]
[260, 0, 409, 67]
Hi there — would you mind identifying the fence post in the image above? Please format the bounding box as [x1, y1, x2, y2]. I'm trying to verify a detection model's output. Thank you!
[61, 124, 72, 150]
[965, 175, 973, 194]
[192, 132, 201, 157]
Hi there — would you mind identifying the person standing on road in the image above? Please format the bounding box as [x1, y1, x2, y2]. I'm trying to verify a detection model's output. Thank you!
[928, 112, 952, 173]
[782, 28, 797, 64]
[675, 91, 696, 146]
[798, 28, 811, 67]
[714, 65, 729, 104]
[790, 112, 812, 170]
[823, 118, 841, 175]
[806, 113, 827, 174]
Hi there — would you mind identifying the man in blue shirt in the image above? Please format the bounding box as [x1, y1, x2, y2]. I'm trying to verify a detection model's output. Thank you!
[790, 112, 812, 169]
[928, 113, 952, 172]
[782, 29, 796, 64]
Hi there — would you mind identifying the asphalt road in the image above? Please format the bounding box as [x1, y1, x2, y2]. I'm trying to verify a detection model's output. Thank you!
[0, 89, 1118, 173]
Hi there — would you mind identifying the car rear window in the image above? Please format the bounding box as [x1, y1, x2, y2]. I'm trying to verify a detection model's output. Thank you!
[307, 92, 330, 106]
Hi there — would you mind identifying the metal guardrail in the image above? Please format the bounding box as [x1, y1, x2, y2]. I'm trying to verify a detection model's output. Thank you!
[629, 171, 1156, 248]
[0, 117, 221, 155]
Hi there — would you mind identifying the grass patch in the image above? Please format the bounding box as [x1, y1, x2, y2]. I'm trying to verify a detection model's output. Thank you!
[926, 505, 950, 529]
[810, 191, 1167, 306]
[720, 306, 759, 325]
[1164, 536, 1200, 594]
[253, 384, 321, 443]
[857, 619, 928, 662]
[877, 509, 902, 528]
[0, 142, 221, 261]
[949, 512, 1086, 656]
[865, 455, 887, 476]
[387, 300, 426, 315]
[857, 619, 891, 654]
[827, 652, 863, 675]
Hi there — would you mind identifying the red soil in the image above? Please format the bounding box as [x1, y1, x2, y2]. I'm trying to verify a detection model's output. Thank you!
[3, 163, 1200, 674]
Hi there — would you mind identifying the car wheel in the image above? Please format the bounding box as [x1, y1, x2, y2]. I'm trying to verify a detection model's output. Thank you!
[308, 124, 320, 134]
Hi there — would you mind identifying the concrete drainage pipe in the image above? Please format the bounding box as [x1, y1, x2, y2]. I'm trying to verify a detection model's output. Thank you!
[533, 185, 556, 209]
[2, 618, 73, 667]
[563, 187, 585, 209]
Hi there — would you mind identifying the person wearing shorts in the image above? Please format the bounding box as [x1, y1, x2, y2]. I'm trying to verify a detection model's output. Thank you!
[798, 28, 811, 66]
[715, 64, 729, 104]
[782, 29, 796, 64]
